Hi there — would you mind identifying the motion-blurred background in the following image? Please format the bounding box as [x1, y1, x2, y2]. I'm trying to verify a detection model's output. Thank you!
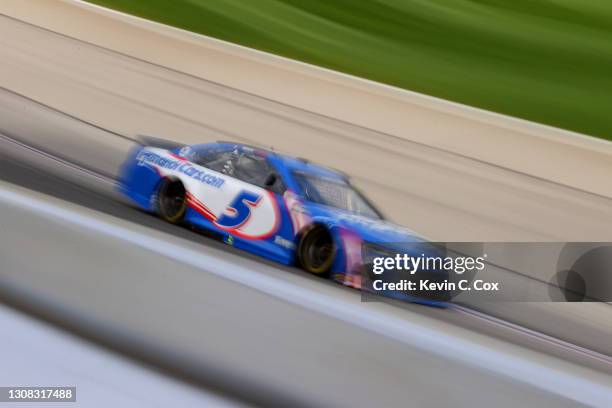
[1, 1, 612, 407]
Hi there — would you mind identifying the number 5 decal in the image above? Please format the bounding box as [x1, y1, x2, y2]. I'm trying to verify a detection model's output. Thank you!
[216, 190, 262, 229]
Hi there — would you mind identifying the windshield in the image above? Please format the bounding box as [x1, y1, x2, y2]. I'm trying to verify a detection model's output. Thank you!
[293, 172, 381, 219]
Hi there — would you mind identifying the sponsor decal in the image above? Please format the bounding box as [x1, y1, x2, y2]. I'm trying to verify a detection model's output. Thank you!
[216, 191, 262, 229]
[283, 190, 311, 236]
[187, 189, 280, 241]
[136, 150, 225, 188]
[274, 235, 295, 250]
[179, 146, 194, 159]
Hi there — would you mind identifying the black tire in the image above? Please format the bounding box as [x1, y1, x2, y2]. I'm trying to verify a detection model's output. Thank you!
[156, 178, 187, 224]
[297, 225, 335, 276]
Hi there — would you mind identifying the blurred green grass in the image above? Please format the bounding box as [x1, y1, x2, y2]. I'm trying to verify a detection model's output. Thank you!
[87, 0, 612, 140]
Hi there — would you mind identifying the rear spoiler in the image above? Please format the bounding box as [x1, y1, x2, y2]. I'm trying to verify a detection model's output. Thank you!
[134, 135, 185, 151]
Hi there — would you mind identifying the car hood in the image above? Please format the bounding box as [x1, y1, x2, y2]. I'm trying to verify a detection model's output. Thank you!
[337, 214, 423, 243]
[307, 203, 424, 243]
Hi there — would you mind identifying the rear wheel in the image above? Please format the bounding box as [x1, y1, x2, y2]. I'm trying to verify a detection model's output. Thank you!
[298, 225, 335, 276]
[157, 178, 187, 224]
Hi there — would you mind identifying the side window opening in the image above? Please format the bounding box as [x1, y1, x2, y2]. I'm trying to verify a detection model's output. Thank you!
[190, 146, 286, 194]
[234, 154, 286, 194]
[193, 148, 235, 174]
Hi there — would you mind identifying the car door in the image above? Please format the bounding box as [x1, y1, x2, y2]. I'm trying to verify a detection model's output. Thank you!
[186, 147, 282, 242]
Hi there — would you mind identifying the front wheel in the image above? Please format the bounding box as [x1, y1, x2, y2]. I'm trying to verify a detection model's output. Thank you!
[156, 178, 187, 224]
[297, 225, 335, 276]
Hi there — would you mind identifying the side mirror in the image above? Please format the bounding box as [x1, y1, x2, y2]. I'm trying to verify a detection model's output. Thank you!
[264, 173, 277, 189]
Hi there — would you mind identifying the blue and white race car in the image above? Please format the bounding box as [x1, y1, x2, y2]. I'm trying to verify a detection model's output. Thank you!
[118, 139, 442, 297]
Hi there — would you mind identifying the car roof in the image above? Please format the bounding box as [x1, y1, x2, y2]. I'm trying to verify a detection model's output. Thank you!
[195, 141, 348, 181]
[275, 155, 347, 180]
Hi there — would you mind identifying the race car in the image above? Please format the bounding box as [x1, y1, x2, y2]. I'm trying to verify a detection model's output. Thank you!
[118, 139, 444, 301]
